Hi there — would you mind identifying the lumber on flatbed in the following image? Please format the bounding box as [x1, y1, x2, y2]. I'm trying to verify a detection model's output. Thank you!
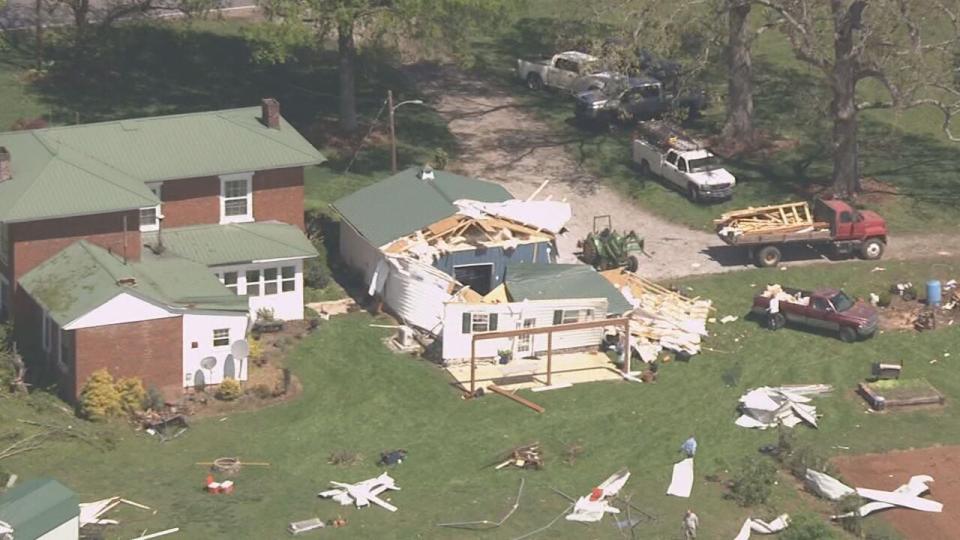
[488, 385, 545, 413]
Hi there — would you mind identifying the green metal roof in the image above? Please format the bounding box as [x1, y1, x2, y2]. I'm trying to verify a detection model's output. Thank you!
[19, 241, 248, 326]
[504, 263, 634, 315]
[148, 221, 319, 266]
[332, 167, 513, 247]
[0, 106, 325, 223]
[0, 478, 78, 539]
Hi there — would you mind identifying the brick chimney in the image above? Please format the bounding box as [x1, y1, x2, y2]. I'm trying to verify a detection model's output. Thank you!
[261, 98, 280, 130]
[0, 147, 10, 182]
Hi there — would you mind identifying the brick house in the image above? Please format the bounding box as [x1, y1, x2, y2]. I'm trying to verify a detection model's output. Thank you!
[0, 100, 325, 399]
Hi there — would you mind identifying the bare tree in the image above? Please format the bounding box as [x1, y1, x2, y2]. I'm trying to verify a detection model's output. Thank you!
[757, 0, 960, 196]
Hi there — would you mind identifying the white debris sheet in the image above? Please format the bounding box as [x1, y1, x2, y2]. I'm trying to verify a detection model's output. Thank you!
[453, 199, 572, 235]
[832, 475, 938, 519]
[735, 385, 832, 429]
[733, 514, 790, 540]
[805, 470, 855, 501]
[666, 458, 694, 498]
[319, 473, 401, 512]
[80, 497, 151, 527]
[566, 469, 630, 523]
[601, 269, 713, 359]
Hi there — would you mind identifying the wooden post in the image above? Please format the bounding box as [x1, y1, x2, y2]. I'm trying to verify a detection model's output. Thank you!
[546, 331, 553, 386]
[622, 320, 631, 375]
[388, 90, 397, 174]
[469, 338, 476, 397]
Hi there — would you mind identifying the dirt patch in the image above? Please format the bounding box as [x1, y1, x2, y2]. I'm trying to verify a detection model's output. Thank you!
[877, 295, 960, 332]
[834, 446, 960, 540]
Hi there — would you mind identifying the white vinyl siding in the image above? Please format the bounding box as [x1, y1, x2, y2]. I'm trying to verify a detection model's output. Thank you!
[219, 173, 254, 224]
[214, 260, 305, 321]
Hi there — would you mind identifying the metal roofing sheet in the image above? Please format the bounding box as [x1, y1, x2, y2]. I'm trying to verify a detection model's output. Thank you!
[504, 263, 635, 315]
[0, 478, 78, 540]
[150, 221, 319, 266]
[332, 167, 514, 247]
[0, 107, 325, 222]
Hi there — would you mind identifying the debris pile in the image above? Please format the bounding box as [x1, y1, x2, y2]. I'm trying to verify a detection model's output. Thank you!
[714, 202, 828, 238]
[79, 497, 151, 527]
[319, 473, 401, 512]
[760, 284, 809, 306]
[494, 443, 543, 470]
[602, 269, 713, 361]
[735, 385, 832, 429]
[566, 469, 631, 523]
[806, 470, 944, 517]
[915, 309, 936, 331]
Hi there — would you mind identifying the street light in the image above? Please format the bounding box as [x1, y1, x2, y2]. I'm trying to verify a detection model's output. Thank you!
[388, 90, 425, 174]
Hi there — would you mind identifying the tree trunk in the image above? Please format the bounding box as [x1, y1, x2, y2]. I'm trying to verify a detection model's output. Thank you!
[722, 0, 755, 143]
[830, 0, 866, 197]
[337, 20, 359, 134]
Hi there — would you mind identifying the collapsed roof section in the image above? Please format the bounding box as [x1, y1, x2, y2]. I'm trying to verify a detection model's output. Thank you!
[381, 198, 571, 263]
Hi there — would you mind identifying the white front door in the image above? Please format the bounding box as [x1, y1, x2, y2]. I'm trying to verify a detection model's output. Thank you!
[514, 318, 536, 358]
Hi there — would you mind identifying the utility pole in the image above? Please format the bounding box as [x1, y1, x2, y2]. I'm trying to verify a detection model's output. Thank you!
[388, 90, 397, 174]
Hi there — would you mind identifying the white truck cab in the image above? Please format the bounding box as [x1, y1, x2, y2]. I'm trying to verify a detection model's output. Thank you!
[632, 135, 736, 202]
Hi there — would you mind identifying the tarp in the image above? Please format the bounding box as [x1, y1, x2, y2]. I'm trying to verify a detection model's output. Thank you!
[667, 458, 694, 498]
[805, 470, 855, 501]
[454, 199, 572, 234]
[733, 514, 790, 540]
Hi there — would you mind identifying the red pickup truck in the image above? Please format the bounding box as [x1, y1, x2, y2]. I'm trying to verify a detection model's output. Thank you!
[718, 199, 888, 267]
[752, 287, 879, 342]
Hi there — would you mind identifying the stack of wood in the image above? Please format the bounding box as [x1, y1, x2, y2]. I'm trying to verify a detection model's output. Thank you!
[714, 202, 828, 237]
[494, 442, 544, 470]
[602, 269, 714, 360]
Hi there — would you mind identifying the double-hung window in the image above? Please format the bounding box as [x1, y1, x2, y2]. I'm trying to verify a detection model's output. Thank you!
[281, 266, 296, 292]
[139, 183, 163, 232]
[213, 328, 230, 347]
[220, 271, 238, 294]
[553, 309, 595, 325]
[220, 173, 253, 223]
[461, 312, 498, 334]
[245, 269, 262, 297]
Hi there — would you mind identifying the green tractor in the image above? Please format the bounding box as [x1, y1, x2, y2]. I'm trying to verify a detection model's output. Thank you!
[579, 215, 647, 272]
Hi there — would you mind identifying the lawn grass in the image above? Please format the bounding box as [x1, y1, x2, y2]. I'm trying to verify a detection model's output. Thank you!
[3, 256, 959, 538]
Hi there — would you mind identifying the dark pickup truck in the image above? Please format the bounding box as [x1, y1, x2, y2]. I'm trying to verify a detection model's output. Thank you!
[752, 287, 879, 342]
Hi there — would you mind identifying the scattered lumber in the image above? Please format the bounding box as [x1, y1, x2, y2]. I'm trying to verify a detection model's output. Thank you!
[288, 518, 325, 535]
[494, 443, 544, 470]
[487, 385, 545, 413]
[714, 202, 828, 237]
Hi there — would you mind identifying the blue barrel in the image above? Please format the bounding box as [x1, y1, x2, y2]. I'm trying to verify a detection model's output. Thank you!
[927, 280, 942, 307]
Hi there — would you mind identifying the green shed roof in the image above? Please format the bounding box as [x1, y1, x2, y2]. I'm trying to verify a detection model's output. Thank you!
[332, 167, 513, 247]
[504, 263, 634, 315]
[19, 241, 248, 326]
[0, 478, 78, 539]
[148, 221, 319, 266]
[0, 106, 325, 223]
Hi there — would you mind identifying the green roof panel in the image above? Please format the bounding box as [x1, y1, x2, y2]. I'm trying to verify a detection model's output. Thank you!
[0, 107, 325, 222]
[19, 241, 247, 326]
[332, 168, 513, 247]
[149, 221, 319, 266]
[504, 263, 634, 315]
[0, 478, 78, 539]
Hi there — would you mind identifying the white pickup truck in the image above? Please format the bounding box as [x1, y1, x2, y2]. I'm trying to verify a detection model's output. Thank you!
[631, 123, 736, 202]
[516, 51, 603, 94]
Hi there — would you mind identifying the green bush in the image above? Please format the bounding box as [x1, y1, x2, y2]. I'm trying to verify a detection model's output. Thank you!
[781, 513, 837, 540]
[79, 369, 123, 421]
[834, 494, 864, 535]
[729, 456, 778, 506]
[215, 378, 242, 401]
[876, 291, 893, 307]
[115, 377, 146, 414]
[144, 386, 166, 411]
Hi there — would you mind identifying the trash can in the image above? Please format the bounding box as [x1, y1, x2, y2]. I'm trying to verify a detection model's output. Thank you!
[927, 280, 942, 307]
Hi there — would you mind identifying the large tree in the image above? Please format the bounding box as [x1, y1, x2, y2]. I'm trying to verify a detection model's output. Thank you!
[252, 0, 515, 133]
[757, 0, 960, 196]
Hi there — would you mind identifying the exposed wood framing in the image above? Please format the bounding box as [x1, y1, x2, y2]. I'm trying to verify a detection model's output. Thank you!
[714, 201, 828, 236]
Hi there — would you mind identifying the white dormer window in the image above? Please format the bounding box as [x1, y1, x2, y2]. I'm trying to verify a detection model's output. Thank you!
[139, 182, 163, 232]
[220, 173, 254, 224]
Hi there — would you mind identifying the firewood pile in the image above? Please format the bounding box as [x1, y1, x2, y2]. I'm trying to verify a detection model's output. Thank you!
[494, 443, 543, 470]
[714, 202, 828, 237]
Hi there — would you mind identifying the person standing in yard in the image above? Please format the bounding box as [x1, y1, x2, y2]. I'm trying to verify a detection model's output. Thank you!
[682, 509, 699, 539]
[680, 435, 697, 458]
